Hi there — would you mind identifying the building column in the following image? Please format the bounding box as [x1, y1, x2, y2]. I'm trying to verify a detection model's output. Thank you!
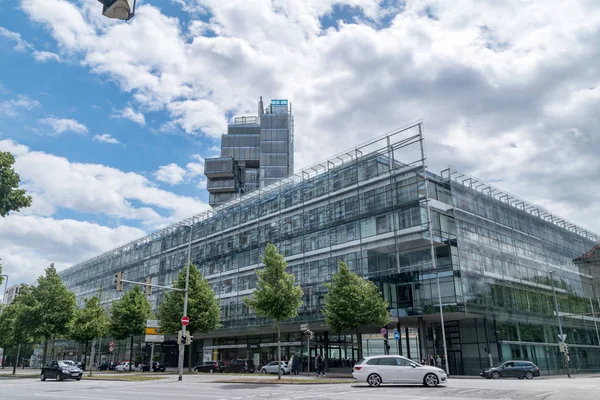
[396, 322, 402, 356]
[405, 326, 411, 359]
[418, 317, 427, 360]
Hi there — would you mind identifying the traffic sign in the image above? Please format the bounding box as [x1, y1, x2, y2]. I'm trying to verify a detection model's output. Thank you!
[300, 323, 309, 331]
[181, 316, 190, 326]
[145, 335, 164, 343]
[558, 334, 567, 342]
[381, 328, 387, 336]
[108, 340, 115, 353]
[394, 330, 400, 341]
[145, 327, 163, 335]
[146, 319, 160, 328]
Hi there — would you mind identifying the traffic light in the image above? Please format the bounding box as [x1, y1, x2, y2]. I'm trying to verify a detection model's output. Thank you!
[186, 335, 193, 346]
[177, 331, 183, 345]
[113, 271, 123, 292]
[145, 276, 152, 296]
[564, 343, 569, 356]
[309, 331, 314, 340]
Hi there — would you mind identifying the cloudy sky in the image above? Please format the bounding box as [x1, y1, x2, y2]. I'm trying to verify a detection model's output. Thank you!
[1, 0, 599, 286]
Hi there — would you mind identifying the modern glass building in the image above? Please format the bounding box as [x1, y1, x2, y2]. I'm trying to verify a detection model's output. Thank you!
[204, 97, 294, 207]
[59, 122, 600, 375]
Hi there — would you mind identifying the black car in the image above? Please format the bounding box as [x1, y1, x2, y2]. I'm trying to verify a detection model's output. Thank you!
[99, 361, 118, 371]
[225, 359, 255, 373]
[480, 360, 541, 380]
[41, 360, 83, 381]
[141, 361, 166, 372]
[194, 361, 226, 373]
[76, 362, 86, 371]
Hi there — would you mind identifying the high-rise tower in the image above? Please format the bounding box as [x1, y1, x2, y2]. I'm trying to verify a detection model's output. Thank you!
[204, 97, 294, 207]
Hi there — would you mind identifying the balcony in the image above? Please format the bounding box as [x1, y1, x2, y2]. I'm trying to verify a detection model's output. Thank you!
[204, 157, 240, 179]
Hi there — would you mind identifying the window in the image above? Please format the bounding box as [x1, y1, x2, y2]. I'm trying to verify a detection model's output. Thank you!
[366, 359, 380, 365]
[398, 357, 414, 367]
[377, 358, 399, 366]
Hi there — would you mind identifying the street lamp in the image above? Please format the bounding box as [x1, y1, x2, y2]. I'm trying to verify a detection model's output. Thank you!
[177, 224, 193, 382]
[98, 0, 137, 21]
[549, 270, 570, 378]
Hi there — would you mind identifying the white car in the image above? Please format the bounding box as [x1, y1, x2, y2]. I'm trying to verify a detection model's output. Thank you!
[352, 355, 447, 387]
[260, 361, 291, 375]
[115, 362, 135, 372]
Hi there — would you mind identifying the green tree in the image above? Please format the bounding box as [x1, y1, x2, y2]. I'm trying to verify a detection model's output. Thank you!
[69, 296, 109, 372]
[0, 285, 38, 374]
[0, 151, 32, 217]
[32, 264, 76, 365]
[158, 263, 220, 371]
[109, 285, 151, 371]
[323, 261, 390, 359]
[244, 243, 303, 379]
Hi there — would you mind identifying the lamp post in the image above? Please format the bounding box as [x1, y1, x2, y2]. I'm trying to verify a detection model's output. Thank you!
[549, 271, 570, 378]
[177, 224, 193, 382]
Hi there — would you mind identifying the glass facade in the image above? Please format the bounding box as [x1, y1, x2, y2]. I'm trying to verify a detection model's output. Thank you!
[205, 97, 294, 207]
[59, 122, 600, 375]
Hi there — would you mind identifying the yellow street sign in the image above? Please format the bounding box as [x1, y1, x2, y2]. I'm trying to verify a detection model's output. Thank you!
[145, 327, 163, 335]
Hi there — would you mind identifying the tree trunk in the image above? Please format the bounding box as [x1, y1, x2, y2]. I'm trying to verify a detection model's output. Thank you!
[84, 341, 89, 371]
[42, 338, 48, 366]
[2, 346, 8, 369]
[129, 336, 134, 372]
[12, 342, 20, 375]
[277, 322, 281, 380]
[356, 329, 363, 360]
[188, 339, 193, 372]
[51, 336, 56, 360]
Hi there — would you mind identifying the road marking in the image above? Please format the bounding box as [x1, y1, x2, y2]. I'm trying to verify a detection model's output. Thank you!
[458, 388, 481, 394]
[536, 392, 555, 398]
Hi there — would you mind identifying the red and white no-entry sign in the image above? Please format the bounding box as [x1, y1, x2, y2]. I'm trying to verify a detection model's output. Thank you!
[181, 316, 189, 326]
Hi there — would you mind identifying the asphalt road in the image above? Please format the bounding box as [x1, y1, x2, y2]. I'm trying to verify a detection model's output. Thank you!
[1, 375, 599, 400]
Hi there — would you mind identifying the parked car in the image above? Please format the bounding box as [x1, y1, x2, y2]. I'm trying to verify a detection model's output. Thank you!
[99, 361, 118, 371]
[141, 362, 166, 372]
[115, 361, 135, 372]
[352, 355, 447, 387]
[40, 360, 83, 381]
[260, 361, 290, 375]
[480, 360, 540, 380]
[225, 359, 255, 373]
[194, 361, 226, 373]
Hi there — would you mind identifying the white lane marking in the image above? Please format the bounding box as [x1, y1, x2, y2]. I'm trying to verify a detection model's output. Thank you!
[536, 392, 555, 398]
[34, 394, 122, 400]
[458, 388, 481, 394]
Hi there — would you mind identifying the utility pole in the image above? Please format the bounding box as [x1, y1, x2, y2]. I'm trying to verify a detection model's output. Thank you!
[178, 225, 193, 381]
[550, 271, 570, 378]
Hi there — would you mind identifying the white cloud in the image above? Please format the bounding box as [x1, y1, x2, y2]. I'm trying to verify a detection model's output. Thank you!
[0, 26, 61, 62]
[0, 139, 212, 283]
[155, 163, 187, 185]
[17, 0, 600, 237]
[119, 107, 146, 125]
[40, 117, 88, 134]
[0, 94, 40, 116]
[93, 133, 121, 144]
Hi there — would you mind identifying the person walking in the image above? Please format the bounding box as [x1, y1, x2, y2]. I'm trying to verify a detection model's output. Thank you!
[288, 354, 294, 375]
[436, 354, 442, 369]
[315, 354, 324, 377]
[420, 356, 426, 365]
[292, 354, 300, 375]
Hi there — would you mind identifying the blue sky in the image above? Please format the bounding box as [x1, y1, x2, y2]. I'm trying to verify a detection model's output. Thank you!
[1, 0, 599, 285]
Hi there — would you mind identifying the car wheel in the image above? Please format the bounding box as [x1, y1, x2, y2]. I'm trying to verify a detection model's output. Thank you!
[367, 373, 382, 387]
[40, 372, 46, 381]
[492, 371, 500, 380]
[261, 369, 267, 374]
[525, 371, 534, 380]
[424, 373, 439, 387]
[56, 373, 63, 382]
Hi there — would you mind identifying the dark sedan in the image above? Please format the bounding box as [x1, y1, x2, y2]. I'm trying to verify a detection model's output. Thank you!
[41, 360, 83, 381]
[481, 360, 541, 380]
[99, 361, 118, 371]
[194, 361, 226, 373]
[141, 362, 166, 372]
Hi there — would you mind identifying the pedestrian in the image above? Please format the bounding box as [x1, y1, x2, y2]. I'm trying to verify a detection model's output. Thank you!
[436, 354, 442, 369]
[315, 354, 324, 377]
[420, 356, 426, 365]
[292, 354, 300, 375]
[288, 354, 294, 374]
[429, 355, 434, 366]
